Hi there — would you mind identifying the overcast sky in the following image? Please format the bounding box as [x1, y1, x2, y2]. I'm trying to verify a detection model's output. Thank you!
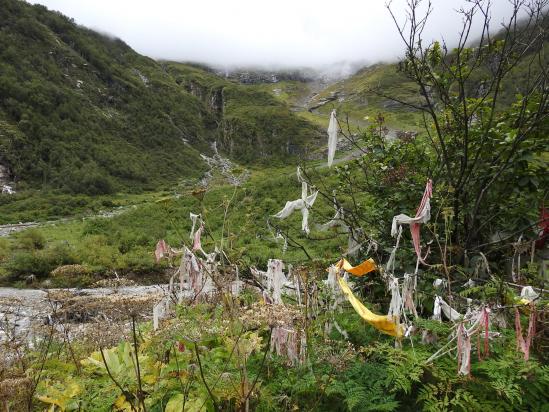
[31, 0, 518, 69]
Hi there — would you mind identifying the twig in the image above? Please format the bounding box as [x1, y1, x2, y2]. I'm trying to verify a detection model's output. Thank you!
[242, 327, 273, 406]
[100, 347, 137, 412]
[27, 326, 55, 411]
[194, 342, 218, 410]
[131, 315, 147, 411]
[173, 344, 194, 411]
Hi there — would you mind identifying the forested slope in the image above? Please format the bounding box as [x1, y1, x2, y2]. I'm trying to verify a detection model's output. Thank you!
[0, 0, 320, 194]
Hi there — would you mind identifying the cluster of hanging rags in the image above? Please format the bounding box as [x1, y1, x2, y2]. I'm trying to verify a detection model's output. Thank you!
[152, 245, 216, 330]
[322, 179, 541, 375]
[154, 221, 306, 364]
[250, 260, 303, 306]
[324, 179, 434, 339]
[153, 141, 542, 371]
[152, 213, 226, 330]
[250, 261, 307, 364]
[328, 258, 404, 338]
[271, 110, 382, 257]
[270, 111, 369, 255]
[270, 326, 307, 366]
[271, 110, 338, 237]
[272, 167, 318, 235]
[427, 278, 538, 370]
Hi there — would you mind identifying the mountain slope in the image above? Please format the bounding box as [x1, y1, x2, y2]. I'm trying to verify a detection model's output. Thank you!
[300, 19, 548, 133]
[0, 0, 320, 194]
[165, 63, 320, 162]
[305, 63, 424, 131]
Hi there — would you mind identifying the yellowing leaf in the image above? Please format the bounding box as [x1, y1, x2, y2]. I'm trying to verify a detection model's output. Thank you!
[165, 394, 183, 412]
[37, 381, 81, 411]
[114, 394, 133, 411]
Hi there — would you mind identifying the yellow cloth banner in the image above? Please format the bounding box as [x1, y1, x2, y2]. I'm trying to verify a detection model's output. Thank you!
[336, 258, 376, 276]
[337, 276, 403, 338]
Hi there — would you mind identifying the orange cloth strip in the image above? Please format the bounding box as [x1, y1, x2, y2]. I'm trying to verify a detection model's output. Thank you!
[337, 275, 403, 338]
[336, 258, 376, 276]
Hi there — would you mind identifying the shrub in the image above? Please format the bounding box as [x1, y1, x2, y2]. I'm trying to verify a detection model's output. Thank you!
[76, 235, 118, 271]
[65, 165, 116, 195]
[82, 218, 116, 236]
[0, 238, 11, 263]
[7, 251, 53, 278]
[17, 229, 46, 250]
[6, 242, 77, 278]
[50, 263, 92, 287]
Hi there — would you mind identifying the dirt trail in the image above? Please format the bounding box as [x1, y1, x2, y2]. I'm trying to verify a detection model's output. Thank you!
[0, 206, 132, 237]
[0, 222, 40, 237]
[291, 79, 335, 112]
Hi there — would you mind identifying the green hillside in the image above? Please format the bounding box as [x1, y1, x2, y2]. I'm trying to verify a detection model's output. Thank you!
[0, 0, 321, 194]
[295, 21, 548, 133]
[312, 64, 424, 130]
[165, 64, 320, 162]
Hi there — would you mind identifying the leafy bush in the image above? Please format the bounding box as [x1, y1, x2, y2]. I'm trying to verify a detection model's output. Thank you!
[17, 229, 46, 250]
[81, 218, 115, 237]
[6, 242, 77, 278]
[51, 264, 90, 278]
[65, 168, 115, 195]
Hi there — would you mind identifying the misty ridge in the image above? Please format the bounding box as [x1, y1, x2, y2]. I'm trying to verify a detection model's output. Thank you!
[31, 0, 524, 73]
[174, 60, 371, 83]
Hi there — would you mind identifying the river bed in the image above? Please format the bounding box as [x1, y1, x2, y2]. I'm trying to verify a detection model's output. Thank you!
[0, 284, 167, 344]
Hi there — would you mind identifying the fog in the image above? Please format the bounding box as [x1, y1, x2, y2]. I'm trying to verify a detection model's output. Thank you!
[31, 0, 518, 70]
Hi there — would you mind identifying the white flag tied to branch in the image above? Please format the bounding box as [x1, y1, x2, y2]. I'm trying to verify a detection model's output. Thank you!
[273, 168, 319, 234]
[327, 109, 338, 167]
[317, 190, 347, 232]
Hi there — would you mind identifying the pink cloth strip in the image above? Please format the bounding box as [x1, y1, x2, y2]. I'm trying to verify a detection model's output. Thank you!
[193, 223, 204, 252]
[155, 239, 168, 263]
[410, 179, 432, 263]
[483, 308, 490, 357]
[515, 306, 536, 361]
[457, 323, 471, 375]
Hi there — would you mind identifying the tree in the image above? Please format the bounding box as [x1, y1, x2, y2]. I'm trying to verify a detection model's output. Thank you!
[383, 0, 548, 251]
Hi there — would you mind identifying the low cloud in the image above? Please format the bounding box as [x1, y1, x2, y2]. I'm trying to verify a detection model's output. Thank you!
[32, 0, 519, 69]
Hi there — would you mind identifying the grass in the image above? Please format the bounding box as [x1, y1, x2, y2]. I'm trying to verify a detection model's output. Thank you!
[294, 110, 330, 129]
[0, 191, 158, 224]
[250, 80, 311, 107]
[0, 161, 370, 286]
[310, 64, 425, 132]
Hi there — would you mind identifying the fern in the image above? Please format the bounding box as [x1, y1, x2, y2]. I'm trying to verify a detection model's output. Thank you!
[385, 348, 426, 394]
[346, 386, 370, 410]
[418, 382, 481, 412]
[414, 317, 453, 336]
[517, 364, 549, 410]
[475, 357, 524, 404]
[326, 360, 400, 411]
